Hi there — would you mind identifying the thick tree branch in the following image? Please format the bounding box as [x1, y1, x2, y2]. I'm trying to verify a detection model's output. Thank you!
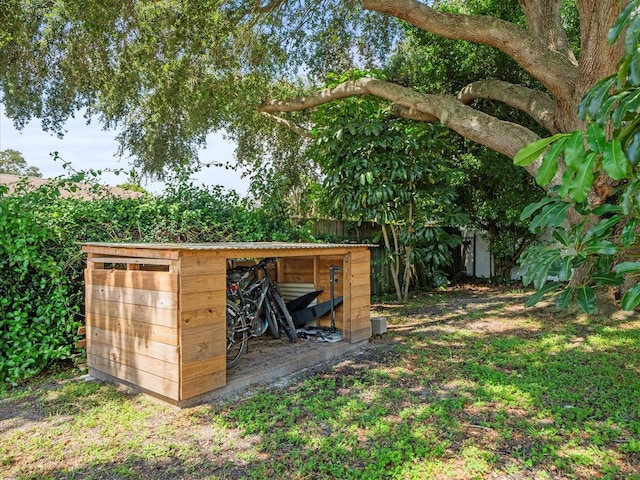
[260, 77, 541, 162]
[518, 0, 577, 65]
[458, 80, 557, 133]
[388, 104, 438, 122]
[259, 111, 311, 137]
[362, 0, 578, 101]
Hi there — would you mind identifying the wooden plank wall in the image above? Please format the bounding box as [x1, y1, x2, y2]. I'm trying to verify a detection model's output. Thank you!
[178, 251, 227, 399]
[278, 250, 371, 341]
[85, 258, 181, 401]
[345, 250, 372, 343]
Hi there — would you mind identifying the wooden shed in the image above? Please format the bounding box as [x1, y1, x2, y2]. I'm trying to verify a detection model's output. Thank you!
[82, 242, 372, 406]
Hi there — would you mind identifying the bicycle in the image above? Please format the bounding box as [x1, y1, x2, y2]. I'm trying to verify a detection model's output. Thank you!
[244, 258, 298, 343]
[229, 257, 298, 344]
[225, 269, 253, 368]
[225, 257, 297, 368]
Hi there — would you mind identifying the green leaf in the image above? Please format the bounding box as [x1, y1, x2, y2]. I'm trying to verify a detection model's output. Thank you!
[583, 240, 618, 256]
[592, 272, 625, 287]
[621, 178, 640, 214]
[529, 201, 570, 232]
[552, 229, 571, 247]
[629, 53, 640, 87]
[520, 196, 556, 221]
[608, 2, 635, 44]
[556, 287, 574, 310]
[524, 281, 560, 308]
[621, 283, 640, 310]
[514, 134, 567, 167]
[583, 215, 622, 242]
[536, 139, 564, 186]
[557, 256, 573, 282]
[613, 261, 640, 275]
[586, 123, 606, 153]
[567, 152, 597, 203]
[591, 203, 622, 216]
[596, 95, 622, 126]
[576, 286, 596, 314]
[622, 218, 638, 246]
[564, 131, 586, 168]
[625, 131, 640, 167]
[579, 76, 616, 121]
[624, 10, 640, 56]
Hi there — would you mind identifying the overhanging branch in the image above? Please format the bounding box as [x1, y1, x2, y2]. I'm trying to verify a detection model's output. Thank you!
[362, 0, 578, 100]
[259, 111, 311, 137]
[458, 80, 557, 133]
[259, 77, 541, 161]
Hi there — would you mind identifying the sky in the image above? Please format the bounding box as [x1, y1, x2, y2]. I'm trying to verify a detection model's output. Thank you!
[0, 108, 251, 195]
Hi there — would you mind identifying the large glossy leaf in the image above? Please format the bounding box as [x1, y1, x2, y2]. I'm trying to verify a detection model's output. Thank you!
[629, 53, 640, 87]
[624, 9, 640, 56]
[591, 203, 622, 216]
[524, 281, 560, 308]
[613, 261, 640, 274]
[567, 152, 597, 203]
[592, 272, 625, 286]
[557, 256, 573, 282]
[551, 229, 571, 247]
[583, 240, 618, 256]
[622, 218, 638, 246]
[556, 287, 574, 310]
[625, 131, 640, 167]
[564, 131, 586, 168]
[536, 139, 565, 186]
[529, 201, 570, 232]
[583, 215, 623, 242]
[579, 76, 616, 121]
[608, 1, 635, 44]
[621, 283, 640, 310]
[576, 286, 596, 314]
[520, 196, 556, 221]
[586, 123, 606, 153]
[514, 134, 567, 167]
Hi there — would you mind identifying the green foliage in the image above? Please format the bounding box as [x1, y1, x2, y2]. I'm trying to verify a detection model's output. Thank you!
[385, 2, 546, 280]
[0, 149, 42, 176]
[309, 84, 466, 300]
[0, 1, 399, 177]
[516, 1, 640, 312]
[0, 165, 309, 384]
[0, 188, 81, 384]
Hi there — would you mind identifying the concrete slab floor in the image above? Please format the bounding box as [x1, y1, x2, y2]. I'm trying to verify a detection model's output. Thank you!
[192, 330, 370, 405]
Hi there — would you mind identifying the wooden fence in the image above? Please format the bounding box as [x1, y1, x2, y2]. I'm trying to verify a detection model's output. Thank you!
[294, 218, 465, 296]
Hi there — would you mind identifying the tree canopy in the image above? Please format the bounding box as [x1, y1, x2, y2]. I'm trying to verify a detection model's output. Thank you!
[0, 149, 42, 177]
[1, 0, 626, 192]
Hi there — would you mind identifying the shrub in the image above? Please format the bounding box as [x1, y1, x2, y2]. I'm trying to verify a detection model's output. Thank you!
[0, 173, 310, 385]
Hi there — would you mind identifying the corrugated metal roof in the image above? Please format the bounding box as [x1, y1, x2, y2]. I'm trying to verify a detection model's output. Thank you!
[82, 241, 373, 250]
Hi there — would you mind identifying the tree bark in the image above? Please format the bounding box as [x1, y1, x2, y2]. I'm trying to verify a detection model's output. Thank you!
[260, 77, 540, 161]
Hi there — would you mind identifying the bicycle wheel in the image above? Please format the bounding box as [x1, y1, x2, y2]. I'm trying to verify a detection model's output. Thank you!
[226, 301, 248, 369]
[269, 290, 298, 343]
[264, 297, 281, 339]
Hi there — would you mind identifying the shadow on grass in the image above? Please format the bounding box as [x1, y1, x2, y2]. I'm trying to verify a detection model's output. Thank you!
[214, 296, 640, 479]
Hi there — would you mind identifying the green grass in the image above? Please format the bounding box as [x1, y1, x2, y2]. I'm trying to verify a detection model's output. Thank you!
[1, 285, 639, 479]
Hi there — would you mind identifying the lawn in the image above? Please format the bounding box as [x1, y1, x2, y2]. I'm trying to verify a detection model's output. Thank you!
[1, 284, 639, 479]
